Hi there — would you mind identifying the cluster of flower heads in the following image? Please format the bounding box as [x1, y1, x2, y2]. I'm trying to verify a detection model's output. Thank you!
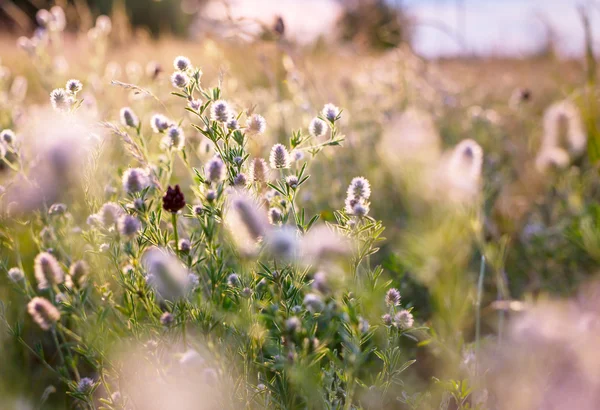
[382, 288, 414, 329]
[50, 79, 82, 112]
[344, 177, 371, 217]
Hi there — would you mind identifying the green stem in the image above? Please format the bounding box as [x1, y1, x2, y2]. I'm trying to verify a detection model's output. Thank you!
[172, 212, 179, 254]
[475, 254, 485, 377]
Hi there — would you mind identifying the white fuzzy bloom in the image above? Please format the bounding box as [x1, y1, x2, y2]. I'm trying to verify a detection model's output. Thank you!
[309, 117, 327, 138]
[246, 114, 266, 135]
[122, 168, 151, 194]
[161, 125, 185, 151]
[7, 267, 24, 282]
[346, 177, 371, 200]
[205, 157, 226, 183]
[1, 129, 16, 145]
[542, 100, 586, 156]
[98, 202, 123, 228]
[322, 103, 340, 122]
[210, 100, 232, 123]
[436, 139, 484, 204]
[28, 297, 60, 331]
[118, 214, 142, 238]
[249, 158, 269, 183]
[143, 247, 191, 301]
[120, 107, 139, 128]
[171, 72, 189, 89]
[34, 252, 64, 290]
[269, 144, 291, 169]
[303, 293, 325, 313]
[50, 88, 72, 112]
[173, 56, 191, 71]
[535, 147, 570, 173]
[151, 114, 171, 133]
[95, 15, 112, 35]
[394, 309, 414, 329]
[66, 79, 83, 95]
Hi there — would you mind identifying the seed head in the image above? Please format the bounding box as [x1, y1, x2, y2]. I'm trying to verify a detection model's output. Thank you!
[205, 157, 226, 183]
[7, 267, 24, 282]
[151, 114, 171, 133]
[303, 293, 325, 313]
[211, 100, 232, 123]
[173, 56, 191, 71]
[50, 88, 72, 111]
[122, 168, 150, 194]
[162, 125, 185, 151]
[268, 207, 282, 224]
[385, 288, 401, 307]
[65, 79, 82, 95]
[188, 99, 202, 111]
[179, 238, 191, 253]
[347, 177, 371, 200]
[68, 260, 89, 288]
[322, 103, 340, 122]
[234, 173, 248, 186]
[269, 144, 291, 169]
[77, 377, 95, 393]
[171, 72, 189, 89]
[249, 158, 269, 183]
[0, 129, 16, 145]
[120, 107, 139, 128]
[394, 309, 414, 329]
[160, 312, 174, 326]
[28, 297, 60, 331]
[309, 117, 326, 138]
[34, 252, 64, 290]
[286, 175, 299, 189]
[117, 214, 141, 238]
[162, 185, 186, 213]
[98, 202, 122, 227]
[246, 114, 266, 135]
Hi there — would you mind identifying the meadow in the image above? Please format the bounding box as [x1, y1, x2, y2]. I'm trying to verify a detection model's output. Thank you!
[1, 5, 600, 409]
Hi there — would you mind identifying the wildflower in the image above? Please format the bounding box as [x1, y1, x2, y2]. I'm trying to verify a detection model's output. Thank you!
[173, 56, 191, 71]
[234, 173, 247, 186]
[241, 287, 252, 298]
[163, 185, 186, 213]
[122, 168, 150, 194]
[188, 99, 202, 111]
[309, 117, 326, 138]
[48, 203, 67, 216]
[77, 377, 95, 393]
[36, 9, 51, 27]
[246, 114, 266, 135]
[227, 273, 241, 287]
[1, 129, 16, 145]
[286, 175, 299, 189]
[160, 312, 174, 326]
[34, 252, 64, 290]
[7, 267, 24, 282]
[193, 204, 203, 215]
[303, 293, 325, 313]
[322, 103, 340, 122]
[28, 297, 60, 331]
[205, 190, 217, 202]
[229, 193, 268, 241]
[65, 79, 82, 95]
[265, 227, 299, 260]
[161, 125, 185, 150]
[171, 72, 189, 89]
[346, 177, 371, 200]
[249, 158, 269, 182]
[268, 207, 282, 224]
[120, 107, 139, 128]
[50, 88, 71, 111]
[269, 144, 291, 169]
[111, 392, 122, 404]
[535, 147, 570, 173]
[205, 157, 226, 183]
[385, 288, 401, 307]
[95, 15, 112, 35]
[285, 317, 301, 334]
[227, 119, 239, 131]
[382, 313, 393, 326]
[291, 150, 304, 162]
[211, 100, 232, 123]
[68, 260, 89, 288]
[352, 202, 369, 217]
[117, 214, 141, 238]
[442, 138, 484, 203]
[143, 247, 190, 301]
[312, 271, 329, 294]
[541, 100, 586, 156]
[151, 114, 171, 133]
[187, 273, 199, 289]
[178, 238, 191, 253]
[49, 6, 66, 31]
[359, 317, 370, 333]
[394, 310, 414, 329]
[98, 202, 122, 227]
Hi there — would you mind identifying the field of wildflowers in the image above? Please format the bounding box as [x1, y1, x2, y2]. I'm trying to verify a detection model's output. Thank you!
[2, 4, 600, 410]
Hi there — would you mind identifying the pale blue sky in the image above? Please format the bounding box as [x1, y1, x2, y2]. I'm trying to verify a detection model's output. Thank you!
[206, 0, 599, 57]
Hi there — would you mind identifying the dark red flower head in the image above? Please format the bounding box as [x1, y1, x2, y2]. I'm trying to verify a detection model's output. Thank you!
[162, 185, 186, 213]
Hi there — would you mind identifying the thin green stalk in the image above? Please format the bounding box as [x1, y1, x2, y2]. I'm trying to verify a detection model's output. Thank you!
[172, 212, 179, 254]
[475, 255, 485, 376]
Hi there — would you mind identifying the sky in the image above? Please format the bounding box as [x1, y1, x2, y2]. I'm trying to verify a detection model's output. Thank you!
[204, 0, 600, 57]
